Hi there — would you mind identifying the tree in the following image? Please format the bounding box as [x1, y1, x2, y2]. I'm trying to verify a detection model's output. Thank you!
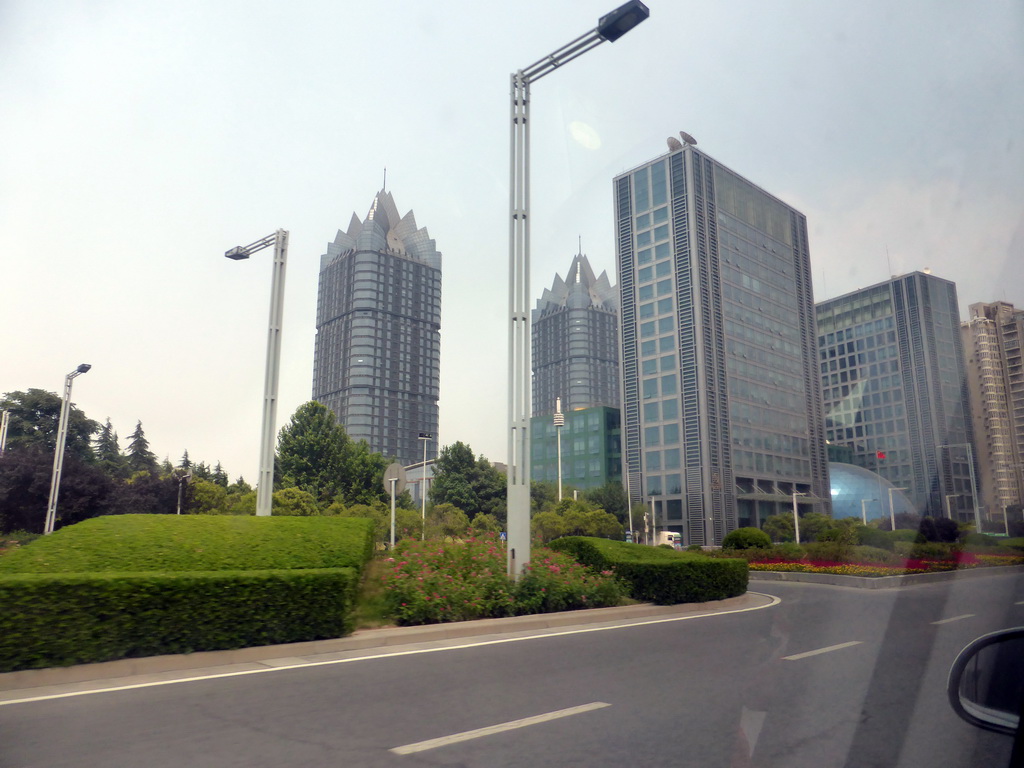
[0, 447, 114, 533]
[426, 503, 470, 541]
[275, 401, 349, 504]
[583, 481, 629, 525]
[125, 421, 159, 475]
[212, 462, 228, 488]
[469, 512, 502, 535]
[0, 389, 99, 461]
[179, 450, 192, 470]
[430, 441, 507, 522]
[271, 487, 320, 516]
[188, 478, 229, 514]
[94, 418, 128, 478]
[762, 514, 795, 543]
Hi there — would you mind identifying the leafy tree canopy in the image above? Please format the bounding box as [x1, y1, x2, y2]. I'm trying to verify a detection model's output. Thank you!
[0, 389, 99, 461]
[430, 441, 506, 522]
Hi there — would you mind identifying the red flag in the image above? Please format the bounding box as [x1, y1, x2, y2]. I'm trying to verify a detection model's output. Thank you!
[876, 451, 886, 460]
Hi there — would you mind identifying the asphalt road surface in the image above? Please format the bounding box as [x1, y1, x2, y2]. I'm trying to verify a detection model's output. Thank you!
[2, 572, 1021, 768]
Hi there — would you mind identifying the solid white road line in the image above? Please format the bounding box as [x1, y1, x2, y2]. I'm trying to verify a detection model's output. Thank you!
[931, 614, 975, 625]
[390, 702, 611, 755]
[1015, 601, 1024, 606]
[0, 594, 780, 707]
[782, 641, 862, 661]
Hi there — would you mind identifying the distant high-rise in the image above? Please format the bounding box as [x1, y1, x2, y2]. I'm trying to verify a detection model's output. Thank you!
[532, 252, 619, 417]
[312, 190, 441, 466]
[616, 139, 829, 546]
[961, 301, 1024, 516]
[816, 271, 975, 520]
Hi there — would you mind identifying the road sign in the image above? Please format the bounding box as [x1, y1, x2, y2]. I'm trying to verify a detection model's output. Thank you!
[383, 463, 407, 495]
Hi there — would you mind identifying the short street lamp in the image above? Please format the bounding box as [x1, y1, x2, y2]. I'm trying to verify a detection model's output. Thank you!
[225, 229, 289, 517]
[506, 0, 649, 579]
[44, 363, 91, 534]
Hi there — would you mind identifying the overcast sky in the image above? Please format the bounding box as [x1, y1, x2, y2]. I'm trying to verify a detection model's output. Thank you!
[2, 0, 1022, 482]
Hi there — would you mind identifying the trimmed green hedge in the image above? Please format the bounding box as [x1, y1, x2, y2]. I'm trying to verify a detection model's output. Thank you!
[0, 515, 377, 671]
[0, 568, 358, 672]
[549, 537, 747, 605]
[0, 515, 375, 574]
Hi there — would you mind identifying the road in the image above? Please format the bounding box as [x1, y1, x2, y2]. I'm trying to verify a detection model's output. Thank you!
[2, 572, 1021, 767]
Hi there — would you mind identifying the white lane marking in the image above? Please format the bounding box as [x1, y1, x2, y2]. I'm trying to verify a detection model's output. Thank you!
[782, 641, 862, 661]
[931, 614, 975, 625]
[1015, 601, 1024, 606]
[0, 594, 781, 707]
[390, 702, 610, 755]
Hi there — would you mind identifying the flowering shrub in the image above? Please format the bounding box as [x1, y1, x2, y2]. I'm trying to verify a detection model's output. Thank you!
[380, 533, 625, 626]
[748, 550, 1024, 577]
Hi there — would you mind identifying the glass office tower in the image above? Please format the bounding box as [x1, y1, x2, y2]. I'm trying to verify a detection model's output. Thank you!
[816, 272, 975, 520]
[615, 140, 829, 546]
[532, 252, 620, 417]
[312, 190, 441, 466]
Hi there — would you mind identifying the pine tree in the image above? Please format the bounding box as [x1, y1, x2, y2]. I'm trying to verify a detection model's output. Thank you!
[213, 461, 229, 488]
[179, 450, 192, 470]
[94, 418, 128, 478]
[125, 421, 158, 475]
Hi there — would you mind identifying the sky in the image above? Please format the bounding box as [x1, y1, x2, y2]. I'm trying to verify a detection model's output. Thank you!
[2, 0, 1022, 483]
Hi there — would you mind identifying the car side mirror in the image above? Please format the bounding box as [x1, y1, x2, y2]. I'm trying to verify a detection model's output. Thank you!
[947, 627, 1024, 738]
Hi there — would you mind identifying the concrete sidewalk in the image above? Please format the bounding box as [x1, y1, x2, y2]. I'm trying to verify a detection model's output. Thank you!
[0, 593, 773, 698]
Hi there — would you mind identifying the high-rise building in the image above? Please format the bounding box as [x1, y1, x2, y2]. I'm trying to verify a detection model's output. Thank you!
[615, 138, 829, 546]
[532, 252, 619, 417]
[816, 271, 976, 521]
[530, 405, 622, 491]
[312, 190, 441, 466]
[961, 301, 1024, 517]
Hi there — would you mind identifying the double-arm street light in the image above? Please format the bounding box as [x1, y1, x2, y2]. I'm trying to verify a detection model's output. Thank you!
[225, 229, 289, 517]
[506, 0, 649, 578]
[44, 363, 91, 534]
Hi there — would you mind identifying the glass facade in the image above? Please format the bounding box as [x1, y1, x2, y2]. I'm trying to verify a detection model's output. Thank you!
[530, 406, 621, 490]
[816, 272, 974, 519]
[532, 253, 619, 417]
[616, 144, 829, 546]
[828, 462, 916, 521]
[312, 190, 441, 466]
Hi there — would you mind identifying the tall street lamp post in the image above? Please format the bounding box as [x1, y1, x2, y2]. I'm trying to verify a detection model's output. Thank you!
[506, 0, 649, 578]
[554, 397, 564, 502]
[418, 432, 432, 539]
[0, 410, 9, 457]
[44, 363, 91, 535]
[226, 229, 289, 517]
[792, 491, 806, 543]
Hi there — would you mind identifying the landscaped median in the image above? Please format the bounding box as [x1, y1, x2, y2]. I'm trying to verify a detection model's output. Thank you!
[549, 536, 748, 605]
[0, 515, 375, 672]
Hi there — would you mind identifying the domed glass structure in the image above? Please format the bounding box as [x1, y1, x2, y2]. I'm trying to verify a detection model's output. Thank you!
[829, 462, 916, 521]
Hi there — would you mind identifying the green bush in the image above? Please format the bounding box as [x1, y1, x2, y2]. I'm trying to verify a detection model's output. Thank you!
[722, 527, 772, 550]
[854, 525, 895, 551]
[908, 541, 959, 560]
[961, 532, 998, 548]
[549, 537, 747, 605]
[0, 568, 357, 672]
[0, 514, 375, 574]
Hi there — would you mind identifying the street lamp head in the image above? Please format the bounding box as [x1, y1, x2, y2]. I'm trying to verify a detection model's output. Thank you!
[76, 363, 91, 374]
[597, 0, 650, 42]
[225, 246, 250, 260]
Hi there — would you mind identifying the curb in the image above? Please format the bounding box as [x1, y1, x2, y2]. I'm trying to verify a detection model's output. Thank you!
[749, 563, 1024, 589]
[0, 595, 764, 694]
